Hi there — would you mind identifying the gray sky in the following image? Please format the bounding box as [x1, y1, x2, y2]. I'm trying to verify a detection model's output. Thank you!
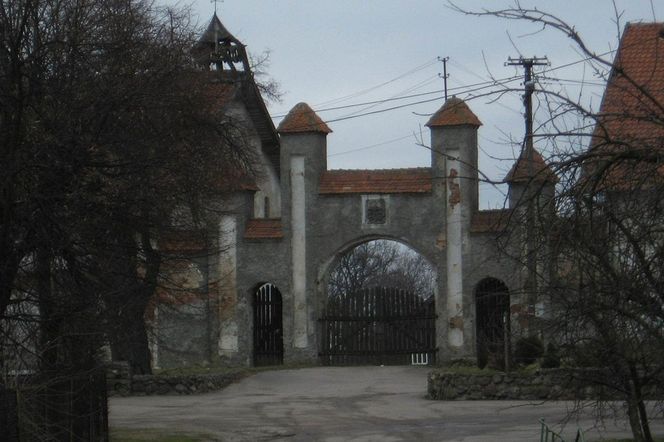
[195, 1, 660, 208]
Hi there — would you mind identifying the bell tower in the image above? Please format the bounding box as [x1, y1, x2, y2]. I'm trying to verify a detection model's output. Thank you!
[193, 13, 250, 73]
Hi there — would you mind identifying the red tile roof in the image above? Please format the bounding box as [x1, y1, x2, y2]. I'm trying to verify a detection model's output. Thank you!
[244, 218, 284, 239]
[470, 209, 512, 233]
[505, 146, 558, 184]
[319, 168, 432, 194]
[588, 22, 664, 189]
[593, 23, 664, 145]
[277, 102, 332, 134]
[426, 97, 482, 127]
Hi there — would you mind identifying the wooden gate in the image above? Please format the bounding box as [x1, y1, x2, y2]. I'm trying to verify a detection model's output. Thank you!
[319, 287, 436, 365]
[253, 283, 283, 366]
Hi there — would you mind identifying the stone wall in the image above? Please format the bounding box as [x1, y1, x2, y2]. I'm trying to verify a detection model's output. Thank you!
[428, 368, 622, 401]
[106, 362, 248, 397]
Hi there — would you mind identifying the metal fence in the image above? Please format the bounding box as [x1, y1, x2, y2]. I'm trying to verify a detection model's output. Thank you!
[540, 418, 585, 442]
[8, 371, 108, 441]
[0, 387, 20, 442]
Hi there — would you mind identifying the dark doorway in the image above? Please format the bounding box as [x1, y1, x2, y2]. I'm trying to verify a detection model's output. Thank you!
[319, 287, 436, 366]
[253, 283, 283, 366]
[475, 278, 510, 369]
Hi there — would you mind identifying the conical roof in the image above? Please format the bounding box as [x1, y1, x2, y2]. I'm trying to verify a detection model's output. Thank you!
[505, 145, 558, 184]
[426, 97, 482, 127]
[197, 13, 241, 47]
[277, 102, 332, 134]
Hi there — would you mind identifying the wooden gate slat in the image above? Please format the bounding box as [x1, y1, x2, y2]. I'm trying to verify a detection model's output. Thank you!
[253, 284, 284, 366]
[320, 287, 436, 365]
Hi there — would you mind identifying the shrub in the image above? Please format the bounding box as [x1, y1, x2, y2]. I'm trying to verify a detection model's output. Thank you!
[541, 342, 561, 368]
[514, 335, 544, 365]
[477, 340, 489, 369]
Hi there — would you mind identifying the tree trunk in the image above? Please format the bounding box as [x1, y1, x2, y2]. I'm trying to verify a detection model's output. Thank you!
[105, 227, 160, 375]
[35, 248, 68, 441]
[625, 372, 652, 442]
[627, 398, 646, 442]
[630, 365, 653, 442]
[109, 301, 152, 375]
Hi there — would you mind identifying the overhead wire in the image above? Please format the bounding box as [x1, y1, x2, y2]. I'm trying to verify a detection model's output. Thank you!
[337, 74, 441, 120]
[274, 50, 618, 159]
[318, 79, 523, 125]
[328, 134, 416, 157]
[274, 48, 615, 119]
[272, 76, 521, 119]
[313, 58, 439, 108]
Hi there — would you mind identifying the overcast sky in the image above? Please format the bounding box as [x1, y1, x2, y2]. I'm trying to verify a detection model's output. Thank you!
[193, 1, 660, 208]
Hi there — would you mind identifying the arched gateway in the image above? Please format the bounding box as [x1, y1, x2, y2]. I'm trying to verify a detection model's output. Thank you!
[150, 15, 557, 369]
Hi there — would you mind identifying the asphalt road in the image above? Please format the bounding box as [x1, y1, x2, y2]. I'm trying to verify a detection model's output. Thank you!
[110, 366, 662, 441]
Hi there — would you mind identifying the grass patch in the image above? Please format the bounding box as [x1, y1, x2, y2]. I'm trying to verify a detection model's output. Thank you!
[110, 428, 219, 441]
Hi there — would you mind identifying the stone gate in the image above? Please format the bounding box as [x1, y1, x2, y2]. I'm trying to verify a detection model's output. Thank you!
[150, 14, 557, 368]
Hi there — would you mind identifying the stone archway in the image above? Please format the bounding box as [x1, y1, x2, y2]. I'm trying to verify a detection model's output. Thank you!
[252, 283, 283, 366]
[474, 277, 510, 369]
[318, 239, 436, 366]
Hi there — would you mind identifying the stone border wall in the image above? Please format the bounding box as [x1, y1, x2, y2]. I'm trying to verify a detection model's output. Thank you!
[428, 368, 623, 401]
[106, 362, 248, 397]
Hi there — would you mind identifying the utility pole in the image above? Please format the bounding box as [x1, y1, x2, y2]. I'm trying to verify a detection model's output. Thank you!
[506, 57, 548, 157]
[505, 56, 549, 318]
[438, 56, 450, 100]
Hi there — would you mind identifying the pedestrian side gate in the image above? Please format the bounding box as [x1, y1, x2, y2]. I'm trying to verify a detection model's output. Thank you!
[319, 287, 436, 365]
[253, 283, 284, 366]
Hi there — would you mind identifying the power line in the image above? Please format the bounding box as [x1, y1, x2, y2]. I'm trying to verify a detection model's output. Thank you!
[313, 58, 439, 108]
[272, 76, 521, 119]
[328, 134, 416, 157]
[336, 74, 440, 120]
[272, 78, 524, 134]
[272, 50, 617, 130]
[321, 52, 616, 161]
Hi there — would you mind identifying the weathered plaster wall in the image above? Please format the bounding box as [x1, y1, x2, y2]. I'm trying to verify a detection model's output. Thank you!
[155, 101, 531, 369]
[463, 232, 523, 359]
[234, 237, 289, 365]
[309, 192, 446, 356]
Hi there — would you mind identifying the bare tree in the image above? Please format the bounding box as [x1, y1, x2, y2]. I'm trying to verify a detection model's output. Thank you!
[450, 3, 664, 441]
[328, 240, 435, 298]
[0, 0, 257, 437]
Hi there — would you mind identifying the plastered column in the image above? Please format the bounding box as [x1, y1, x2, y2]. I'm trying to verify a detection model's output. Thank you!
[218, 215, 239, 357]
[290, 155, 308, 348]
[446, 162, 464, 349]
[427, 97, 482, 358]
